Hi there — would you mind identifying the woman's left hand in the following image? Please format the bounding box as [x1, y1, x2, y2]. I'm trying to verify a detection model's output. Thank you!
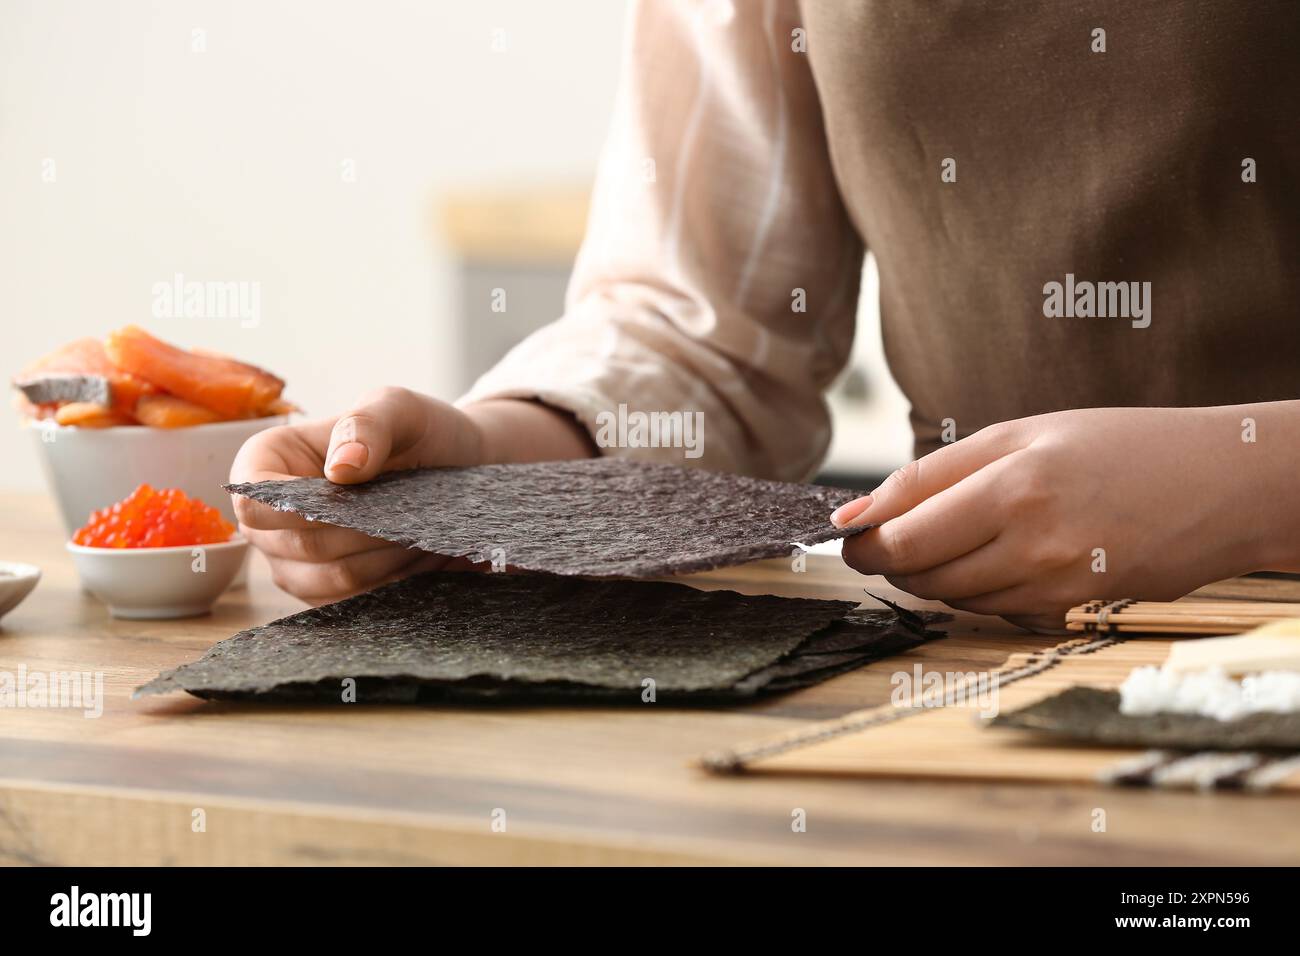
[834, 405, 1288, 631]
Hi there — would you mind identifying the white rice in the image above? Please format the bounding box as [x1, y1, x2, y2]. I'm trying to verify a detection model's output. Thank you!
[1118, 666, 1300, 722]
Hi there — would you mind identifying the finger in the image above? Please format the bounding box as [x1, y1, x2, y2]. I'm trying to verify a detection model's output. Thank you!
[944, 583, 1071, 623]
[882, 536, 1024, 602]
[230, 418, 336, 483]
[1002, 614, 1072, 635]
[304, 551, 450, 605]
[242, 524, 394, 564]
[234, 499, 320, 532]
[229, 419, 337, 529]
[831, 422, 1023, 530]
[324, 387, 433, 484]
[842, 451, 1024, 577]
[268, 547, 441, 603]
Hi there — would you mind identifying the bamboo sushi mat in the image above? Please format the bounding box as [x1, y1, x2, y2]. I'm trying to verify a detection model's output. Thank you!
[702, 635, 1300, 793]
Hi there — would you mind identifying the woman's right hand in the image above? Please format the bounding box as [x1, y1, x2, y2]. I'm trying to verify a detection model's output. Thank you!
[230, 387, 594, 604]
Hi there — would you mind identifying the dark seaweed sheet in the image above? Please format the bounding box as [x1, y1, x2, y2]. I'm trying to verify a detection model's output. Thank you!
[135, 573, 946, 704]
[226, 458, 866, 578]
[991, 686, 1300, 750]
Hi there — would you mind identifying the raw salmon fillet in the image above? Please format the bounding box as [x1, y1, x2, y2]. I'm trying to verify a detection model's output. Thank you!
[14, 337, 154, 417]
[134, 393, 223, 428]
[54, 401, 136, 428]
[105, 326, 284, 418]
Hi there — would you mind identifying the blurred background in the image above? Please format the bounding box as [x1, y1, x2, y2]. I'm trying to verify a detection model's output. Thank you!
[1, 0, 911, 493]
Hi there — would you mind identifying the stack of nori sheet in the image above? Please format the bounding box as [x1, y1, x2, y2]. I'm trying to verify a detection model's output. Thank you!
[138, 459, 947, 704]
[136, 573, 946, 703]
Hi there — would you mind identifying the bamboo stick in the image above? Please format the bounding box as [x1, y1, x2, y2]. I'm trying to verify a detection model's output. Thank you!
[1064, 598, 1300, 635]
[1066, 624, 1251, 635]
[1073, 601, 1300, 614]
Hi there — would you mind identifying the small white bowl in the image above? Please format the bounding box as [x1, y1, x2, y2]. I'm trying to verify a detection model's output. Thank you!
[30, 416, 288, 534]
[0, 562, 41, 623]
[66, 537, 248, 620]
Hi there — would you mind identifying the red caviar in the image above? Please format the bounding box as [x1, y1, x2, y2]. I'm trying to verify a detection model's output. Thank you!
[73, 483, 235, 548]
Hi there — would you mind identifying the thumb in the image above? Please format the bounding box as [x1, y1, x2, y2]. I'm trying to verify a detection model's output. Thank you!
[324, 387, 428, 484]
[830, 425, 1021, 529]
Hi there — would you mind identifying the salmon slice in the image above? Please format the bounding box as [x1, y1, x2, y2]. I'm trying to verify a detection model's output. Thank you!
[12, 394, 57, 421]
[263, 397, 302, 416]
[105, 326, 284, 418]
[17, 337, 105, 378]
[55, 401, 136, 428]
[191, 348, 298, 414]
[14, 337, 155, 415]
[134, 393, 223, 428]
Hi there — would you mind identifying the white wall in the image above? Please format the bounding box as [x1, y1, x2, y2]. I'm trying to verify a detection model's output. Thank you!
[0, 0, 628, 491]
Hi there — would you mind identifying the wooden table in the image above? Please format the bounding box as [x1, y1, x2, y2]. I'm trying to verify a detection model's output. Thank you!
[2, 492, 1297, 866]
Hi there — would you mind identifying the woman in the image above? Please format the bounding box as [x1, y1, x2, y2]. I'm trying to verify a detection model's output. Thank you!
[231, 0, 1300, 630]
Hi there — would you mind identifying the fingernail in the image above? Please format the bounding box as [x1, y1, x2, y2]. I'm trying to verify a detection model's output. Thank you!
[327, 441, 368, 472]
[830, 494, 872, 528]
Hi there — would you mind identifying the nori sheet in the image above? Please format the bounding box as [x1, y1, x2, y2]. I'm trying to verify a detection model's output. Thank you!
[135, 573, 946, 704]
[991, 686, 1300, 750]
[225, 458, 866, 578]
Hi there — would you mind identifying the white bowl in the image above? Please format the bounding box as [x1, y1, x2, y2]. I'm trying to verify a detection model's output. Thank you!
[0, 562, 41, 623]
[29, 416, 287, 534]
[66, 537, 248, 619]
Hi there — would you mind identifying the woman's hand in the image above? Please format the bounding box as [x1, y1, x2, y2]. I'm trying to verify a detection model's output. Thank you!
[834, 405, 1290, 631]
[230, 388, 593, 604]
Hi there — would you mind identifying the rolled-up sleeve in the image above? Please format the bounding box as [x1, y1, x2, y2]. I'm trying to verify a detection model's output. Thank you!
[460, 0, 864, 480]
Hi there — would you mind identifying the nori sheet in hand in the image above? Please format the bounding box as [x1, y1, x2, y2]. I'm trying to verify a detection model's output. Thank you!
[135, 573, 946, 705]
[225, 458, 866, 578]
[991, 686, 1300, 750]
